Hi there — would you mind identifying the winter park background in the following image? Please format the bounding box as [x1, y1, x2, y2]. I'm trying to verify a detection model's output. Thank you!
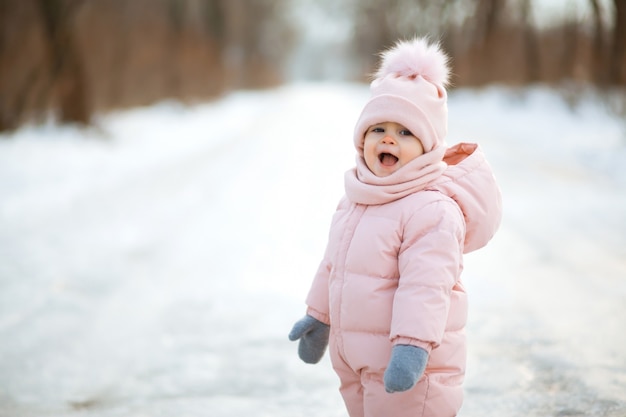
[1, 1, 626, 417]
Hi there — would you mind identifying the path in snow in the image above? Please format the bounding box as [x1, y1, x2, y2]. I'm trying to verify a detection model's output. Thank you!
[0, 83, 625, 417]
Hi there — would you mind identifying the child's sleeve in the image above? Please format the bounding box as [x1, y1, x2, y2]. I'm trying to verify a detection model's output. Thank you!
[391, 197, 465, 349]
[305, 258, 332, 325]
[304, 197, 349, 326]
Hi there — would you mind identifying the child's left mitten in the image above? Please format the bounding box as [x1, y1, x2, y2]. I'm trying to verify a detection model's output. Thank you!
[384, 344, 429, 393]
[288, 315, 330, 364]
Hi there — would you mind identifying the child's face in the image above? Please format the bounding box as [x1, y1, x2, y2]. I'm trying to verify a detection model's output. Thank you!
[363, 121, 425, 177]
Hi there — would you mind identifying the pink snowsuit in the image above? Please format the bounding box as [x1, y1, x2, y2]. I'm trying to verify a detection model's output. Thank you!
[304, 142, 502, 417]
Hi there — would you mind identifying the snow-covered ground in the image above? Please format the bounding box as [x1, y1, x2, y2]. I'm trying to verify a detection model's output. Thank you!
[0, 83, 625, 417]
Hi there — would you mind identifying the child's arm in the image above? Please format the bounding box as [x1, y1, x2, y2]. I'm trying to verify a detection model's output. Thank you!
[304, 259, 332, 325]
[289, 257, 332, 364]
[391, 197, 465, 349]
[303, 196, 351, 325]
[383, 198, 464, 392]
[289, 197, 349, 363]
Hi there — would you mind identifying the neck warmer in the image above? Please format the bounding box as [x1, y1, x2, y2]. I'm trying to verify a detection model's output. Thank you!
[344, 146, 447, 205]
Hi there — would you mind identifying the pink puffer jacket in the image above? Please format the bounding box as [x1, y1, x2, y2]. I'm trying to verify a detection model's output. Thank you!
[304, 142, 502, 411]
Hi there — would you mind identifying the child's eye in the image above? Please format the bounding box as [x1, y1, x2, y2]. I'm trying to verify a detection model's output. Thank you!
[399, 129, 413, 136]
[371, 127, 385, 133]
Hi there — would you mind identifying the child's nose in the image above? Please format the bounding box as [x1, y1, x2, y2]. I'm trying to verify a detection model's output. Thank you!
[381, 135, 396, 144]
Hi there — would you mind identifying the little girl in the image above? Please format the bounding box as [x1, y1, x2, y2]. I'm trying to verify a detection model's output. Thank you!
[289, 37, 502, 417]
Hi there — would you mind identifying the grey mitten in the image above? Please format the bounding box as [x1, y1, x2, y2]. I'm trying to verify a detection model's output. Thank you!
[288, 315, 330, 364]
[384, 344, 429, 393]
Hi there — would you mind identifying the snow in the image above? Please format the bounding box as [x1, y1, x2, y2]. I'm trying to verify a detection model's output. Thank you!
[1, 83, 625, 417]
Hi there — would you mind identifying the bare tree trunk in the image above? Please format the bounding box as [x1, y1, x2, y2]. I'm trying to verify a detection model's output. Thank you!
[560, 20, 579, 81]
[107, 0, 130, 108]
[166, 0, 184, 99]
[521, 0, 540, 82]
[473, 0, 504, 46]
[0, 0, 16, 131]
[36, 0, 90, 125]
[589, 0, 607, 85]
[352, 0, 401, 75]
[611, 0, 626, 85]
[467, 0, 505, 84]
[0, 0, 46, 132]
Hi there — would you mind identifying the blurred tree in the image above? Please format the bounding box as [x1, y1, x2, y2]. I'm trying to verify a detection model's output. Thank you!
[202, 0, 226, 42]
[350, 0, 461, 78]
[520, 0, 540, 82]
[0, 0, 49, 131]
[36, 0, 90, 125]
[348, 0, 624, 87]
[590, 0, 607, 85]
[1, 0, 622, 133]
[473, 0, 505, 46]
[559, 14, 580, 82]
[104, 0, 131, 107]
[218, 0, 291, 88]
[0, 0, 293, 133]
[611, 0, 626, 84]
[166, 0, 185, 98]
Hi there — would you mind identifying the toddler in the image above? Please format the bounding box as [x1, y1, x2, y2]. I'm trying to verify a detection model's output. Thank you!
[289, 37, 502, 417]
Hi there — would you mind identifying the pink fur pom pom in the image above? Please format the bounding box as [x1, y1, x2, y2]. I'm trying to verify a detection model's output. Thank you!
[375, 37, 450, 86]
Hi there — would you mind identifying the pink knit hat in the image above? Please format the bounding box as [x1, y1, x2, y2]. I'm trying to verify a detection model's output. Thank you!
[354, 37, 450, 155]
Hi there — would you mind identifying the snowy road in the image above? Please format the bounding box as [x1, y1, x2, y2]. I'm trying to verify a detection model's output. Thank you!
[1, 83, 625, 417]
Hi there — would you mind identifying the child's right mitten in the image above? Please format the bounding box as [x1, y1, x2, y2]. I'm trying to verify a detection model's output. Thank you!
[384, 344, 429, 393]
[288, 315, 330, 364]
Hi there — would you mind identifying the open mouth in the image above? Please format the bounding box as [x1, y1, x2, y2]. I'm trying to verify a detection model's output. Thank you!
[378, 152, 399, 166]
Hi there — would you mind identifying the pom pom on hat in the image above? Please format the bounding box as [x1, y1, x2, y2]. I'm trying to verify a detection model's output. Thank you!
[375, 37, 450, 87]
[354, 37, 450, 155]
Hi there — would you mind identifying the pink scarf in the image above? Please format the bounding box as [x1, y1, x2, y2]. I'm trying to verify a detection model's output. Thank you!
[344, 146, 447, 205]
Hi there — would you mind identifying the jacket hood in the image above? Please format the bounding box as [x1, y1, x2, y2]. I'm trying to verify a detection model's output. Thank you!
[428, 142, 502, 253]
